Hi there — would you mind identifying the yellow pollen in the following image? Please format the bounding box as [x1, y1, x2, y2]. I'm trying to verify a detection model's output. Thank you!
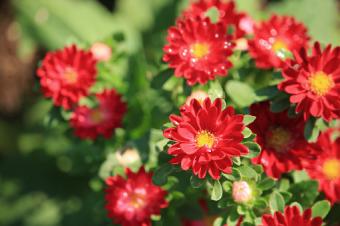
[309, 72, 334, 96]
[272, 39, 290, 59]
[322, 159, 340, 180]
[63, 68, 78, 84]
[196, 130, 215, 148]
[129, 193, 146, 209]
[90, 109, 104, 124]
[191, 43, 210, 59]
[266, 127, 291, 152]
[272, 40, 288, 52]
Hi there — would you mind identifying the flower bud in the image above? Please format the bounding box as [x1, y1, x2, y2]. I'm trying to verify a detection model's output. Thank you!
[232, 181, 253, 203]
[90, 42, 112, 62]
[186, 90, 209, 105]
[115, 148, 141, 167]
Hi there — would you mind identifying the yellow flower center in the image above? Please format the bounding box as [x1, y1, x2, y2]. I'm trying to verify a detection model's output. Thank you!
[266, 127, 291, 152]
[63, 67, 78, 84]
[196, 130, 215, 148]
[309, 72, 334, 96]
[129, 192, 146, 209]
[191, 43, 210, 59]
[322, 158, 340, 180]
[272, 39, 289, 59]
[90, 109, 104, 124]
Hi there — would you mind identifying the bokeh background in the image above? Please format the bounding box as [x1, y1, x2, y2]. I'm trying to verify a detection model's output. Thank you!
[0, 0, 339, 225]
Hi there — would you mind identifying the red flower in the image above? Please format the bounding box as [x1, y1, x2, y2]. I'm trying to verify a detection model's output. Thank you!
[248, 15, 309, 69]
[261, 206, 323, 226]
[182, 0, 251, 38]
[249, 102, 312, 179]
[278, 42, 340, 121]
[163, 98, 248, 179]
[70, 89, 126, 140]
[37, 45, 97, 109]
[105, 167, 168, 226]
[305, 128, 340, 204]
[163, 17, 234, 85]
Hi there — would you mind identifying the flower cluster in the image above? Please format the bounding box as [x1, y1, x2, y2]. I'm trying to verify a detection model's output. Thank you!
[37, 44, 126, 140]
[34, 0, 340, 225]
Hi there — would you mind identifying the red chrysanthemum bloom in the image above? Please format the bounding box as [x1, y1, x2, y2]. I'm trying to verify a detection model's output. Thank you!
[163, 98, 248, 179]
[249, 102, 312, 179]
[182, 0, 251, 38]
[261, 206, 323, 226]
[278, 42, 340, 121]
[248, 15, 309, 69]
[305, 128, 340, 204]
[37, 45, 97, 109]
[105, 167, 168, 226]
[163, 17, 234, 85]
[70, 89, 126, 140]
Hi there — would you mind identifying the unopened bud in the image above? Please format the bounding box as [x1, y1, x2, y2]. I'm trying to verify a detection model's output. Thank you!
[90, 42, 112, 62]
[232, 181, 253, 203]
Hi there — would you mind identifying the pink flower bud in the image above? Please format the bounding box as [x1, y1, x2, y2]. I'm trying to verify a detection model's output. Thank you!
[185, 90, 209, 105]
[232, 181, 253, 203]
[90, 42, 112, 62]
[239, 16, 255, 34]
[115, 148, 141, 167]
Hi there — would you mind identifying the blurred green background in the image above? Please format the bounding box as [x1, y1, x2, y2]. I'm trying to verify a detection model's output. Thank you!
[0, 0, 339, 225]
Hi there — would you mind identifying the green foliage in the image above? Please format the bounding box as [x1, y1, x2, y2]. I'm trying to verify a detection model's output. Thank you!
[312, 200, 331, 219]
[1, 0, 339, 225]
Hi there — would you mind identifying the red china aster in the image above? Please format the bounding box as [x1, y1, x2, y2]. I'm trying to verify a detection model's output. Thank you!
[278, 42, 340, 121]
[163, 98, 248, 179]
[248, 15, 309, 69]
[249, 102, 312, 179]
[261, 206, 323, 226]
[37, 45, 97, 109]
[163, 17, 234, 85]
[305, 128, 340, 204]
[70, 89, 126, 140]
[105, 167, 168, 226]
[182, 0, 251, 38]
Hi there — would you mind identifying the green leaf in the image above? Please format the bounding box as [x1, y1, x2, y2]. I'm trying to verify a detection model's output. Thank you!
[254, 198, 268, 209]
[243, 115, 256, 125]
[223, 169, 241, 181]
[269, 192, 285, 213]
[311, 200, 331, 219]
[242, 127, 253, 138]
[255, 85, 279, 101]
[151, 69, 173, 89]
[218, 197, 234, 208]
[258, 178, 276, 191]
[238, 165, 258, 181]
[190, 175, 205, 189]
[304, 117, 320, 142]
[225, 81, 256, 108]
[211, 180, 223, 201]
[280, 191, 292, 203]
[279, 179, 290, 191]
[222, 181, 232, 192]
[270, 98, 290, 113]
[237, 205, 247, 215]
[213, 217, 224, 226]
[205, 6, 219, 23]
[243, 142, 261, 158]
[208, 80, 225, 101]
[289, 180, 319, 208]
[292, 170, 310, 183]
[152, 164, 174, 186]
